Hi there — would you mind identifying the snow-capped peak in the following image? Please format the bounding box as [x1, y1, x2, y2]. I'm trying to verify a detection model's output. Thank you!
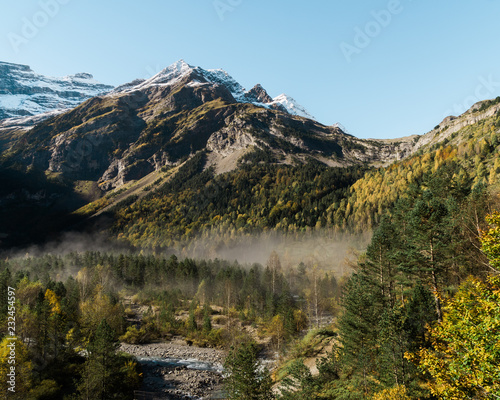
[155, 59, 194, 79]
[114, 59, 315, 120]
[199, 68, 247, 101]
[135, 59, 195, 89]
[118, 60, 248, 102]
[270, 94, 315, 120]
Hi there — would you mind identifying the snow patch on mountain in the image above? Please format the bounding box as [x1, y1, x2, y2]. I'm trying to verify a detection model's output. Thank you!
[133, 59, 194, 90]
[200, 68, 247, 102]
[0, 61, 113, 120]
[270, 94, 315, 120]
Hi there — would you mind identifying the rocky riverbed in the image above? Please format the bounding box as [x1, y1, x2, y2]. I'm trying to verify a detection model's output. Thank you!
[119, 340, 226, 399]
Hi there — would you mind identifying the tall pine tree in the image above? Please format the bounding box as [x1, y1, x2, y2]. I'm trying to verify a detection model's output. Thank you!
[78, 319, 120, 400]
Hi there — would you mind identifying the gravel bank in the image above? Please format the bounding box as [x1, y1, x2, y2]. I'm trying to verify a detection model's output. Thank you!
[119, 340, 226, 399]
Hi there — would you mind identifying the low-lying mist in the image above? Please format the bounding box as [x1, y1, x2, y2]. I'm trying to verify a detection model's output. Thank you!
[2, 229, 372, 278]
[2, 231, 133, 259]
[178, 230, 371, 277]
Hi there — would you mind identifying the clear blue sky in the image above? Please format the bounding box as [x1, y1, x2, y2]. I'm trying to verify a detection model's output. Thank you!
[1, 0, 500, 139]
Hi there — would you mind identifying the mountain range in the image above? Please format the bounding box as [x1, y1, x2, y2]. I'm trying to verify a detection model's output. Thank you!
[0, 60, 416, 190]
[0, 60, 314, 125]
[0, 59, 499, 251]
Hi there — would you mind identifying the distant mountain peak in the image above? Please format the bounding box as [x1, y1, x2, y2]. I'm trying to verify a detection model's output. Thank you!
[174, 58, 190, 67]
[245, 84, 273, 104]
[67, 72, 94, 80]
[0, 61, 32, 72]
[159, 59, 194, 77]
[0, 59, 317, 125]
[136, 60, 196, 89]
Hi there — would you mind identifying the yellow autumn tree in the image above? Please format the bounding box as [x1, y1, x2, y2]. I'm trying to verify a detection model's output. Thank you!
[411, 213, 500, 399]
[415, 275, 500, 399]
[80, 288, 124, 341]
[480, 211, 500, 272]
[371, 384, 411, 400]
[45, 288, 62, 315]
[268, 314, 285, 352]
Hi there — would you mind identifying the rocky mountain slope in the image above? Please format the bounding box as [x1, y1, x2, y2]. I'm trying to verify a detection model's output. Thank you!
[0, 61, 113, 119]
[415, 97, 500, 150]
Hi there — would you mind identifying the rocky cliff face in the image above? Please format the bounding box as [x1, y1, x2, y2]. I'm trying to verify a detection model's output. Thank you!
[0, 61, 113, 119]
[245, 84, 274, 104]
[413, 99, 500, 150]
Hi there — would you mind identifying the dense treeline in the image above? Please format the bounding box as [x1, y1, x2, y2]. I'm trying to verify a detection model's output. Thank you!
[112, 152, 367, 248]
[1, 251, 338, 320]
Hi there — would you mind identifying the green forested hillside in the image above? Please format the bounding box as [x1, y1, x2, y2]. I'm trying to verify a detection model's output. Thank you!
[85, 100, 500, 250]
[1, 161, 498, 399]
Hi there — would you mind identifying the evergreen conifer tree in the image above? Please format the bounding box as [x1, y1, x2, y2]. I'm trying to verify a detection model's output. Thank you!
[224, 342, 274, 400]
